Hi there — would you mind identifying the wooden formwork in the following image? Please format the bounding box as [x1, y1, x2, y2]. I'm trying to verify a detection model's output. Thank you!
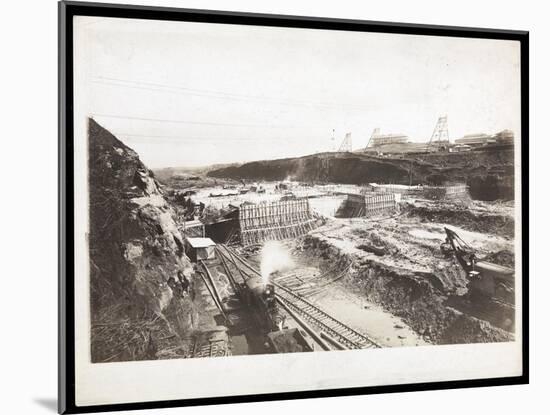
[370, 184, 421, 197]
[363, 193, 397, 216]
[238, 199, 317, 246]
[338, 192, 397, 218]
[444, 184, 469, 198]
[368, 183, 469, 200]
[423, 184, 469, 200]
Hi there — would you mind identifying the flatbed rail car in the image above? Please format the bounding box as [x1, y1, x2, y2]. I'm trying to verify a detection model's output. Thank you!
[266, 328, 313, 353]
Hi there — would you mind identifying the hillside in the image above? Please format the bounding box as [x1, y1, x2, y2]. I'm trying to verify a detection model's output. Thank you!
[207, 150, 515, 200]
[88, 119, 204, 362]
[153, 162, 241, 182]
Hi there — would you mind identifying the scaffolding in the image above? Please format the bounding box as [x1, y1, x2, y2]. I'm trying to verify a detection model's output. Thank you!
[238, 199, 317, 246]
[337, 193, 398, 218]
[428, 115, 450, 149]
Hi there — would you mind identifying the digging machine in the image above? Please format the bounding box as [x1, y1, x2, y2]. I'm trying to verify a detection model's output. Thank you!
[440, 227, 514, 305]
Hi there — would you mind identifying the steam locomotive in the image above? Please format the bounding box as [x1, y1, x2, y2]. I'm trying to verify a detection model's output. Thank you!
[241, 276, 285, 333]
[239, 274, 313, 353]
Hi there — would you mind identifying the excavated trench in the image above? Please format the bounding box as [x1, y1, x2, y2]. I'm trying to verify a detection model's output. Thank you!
[300, 234, 513, 345]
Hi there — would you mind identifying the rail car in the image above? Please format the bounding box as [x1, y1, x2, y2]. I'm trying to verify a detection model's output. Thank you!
[239, 274, 313, 352]
[241, 276, 284, 333]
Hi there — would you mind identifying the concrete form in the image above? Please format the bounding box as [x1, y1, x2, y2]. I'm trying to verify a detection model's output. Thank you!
[368, 183, 422, 196]
[238, 199, 317, 246]
[341, 192, 398, 218]
[368, 183, 469, 201]
[422, 184, 469, 200]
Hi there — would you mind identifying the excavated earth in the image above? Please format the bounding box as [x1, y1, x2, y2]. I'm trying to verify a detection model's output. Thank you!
[401, 200, 515, 238]
[299, 207, 515, 345]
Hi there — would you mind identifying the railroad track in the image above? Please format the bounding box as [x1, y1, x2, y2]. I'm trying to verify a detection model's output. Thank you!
[215, 245, 380, 350]
[274, 283, 379, 349]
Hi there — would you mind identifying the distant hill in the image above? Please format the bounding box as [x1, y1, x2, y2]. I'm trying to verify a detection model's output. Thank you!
[153, 163, 241, 182]
[206, 150, 515, 201]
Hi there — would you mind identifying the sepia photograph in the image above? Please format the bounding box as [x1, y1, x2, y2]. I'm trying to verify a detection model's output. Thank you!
[63, 4, 527, 411]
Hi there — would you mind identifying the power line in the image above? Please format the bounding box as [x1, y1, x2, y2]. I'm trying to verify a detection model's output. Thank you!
[91, 76, 376, 111]
[96, 76, 267, 99]
[91, 78, 352, 109]
[91, 113, 291, 128]
[91, 79, 260, 104]
[114, 132, 288, 142]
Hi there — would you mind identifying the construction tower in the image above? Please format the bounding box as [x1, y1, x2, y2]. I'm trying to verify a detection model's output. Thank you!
[365, 128, 380, 149]
[429, 115, 450, 149]
[338, 132, 352, 152]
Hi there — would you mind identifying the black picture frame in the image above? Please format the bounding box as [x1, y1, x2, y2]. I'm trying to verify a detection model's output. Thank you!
[58, 1, 529, 413]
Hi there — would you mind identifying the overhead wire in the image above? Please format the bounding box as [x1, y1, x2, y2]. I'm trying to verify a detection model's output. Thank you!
[91, 75, 375, 111]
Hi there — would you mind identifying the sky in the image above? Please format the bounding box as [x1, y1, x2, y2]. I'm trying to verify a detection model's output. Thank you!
[75, 16, 521, 168]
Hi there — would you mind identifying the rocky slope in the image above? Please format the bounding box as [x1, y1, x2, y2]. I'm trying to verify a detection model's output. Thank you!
[88, 119, 204, 362]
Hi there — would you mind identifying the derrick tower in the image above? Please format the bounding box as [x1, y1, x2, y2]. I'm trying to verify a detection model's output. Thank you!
[338, 132, 352, 152]
[428, 115, 450, 149]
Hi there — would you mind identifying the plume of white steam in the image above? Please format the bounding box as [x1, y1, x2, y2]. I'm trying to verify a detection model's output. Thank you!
[260, 241, 295, 285]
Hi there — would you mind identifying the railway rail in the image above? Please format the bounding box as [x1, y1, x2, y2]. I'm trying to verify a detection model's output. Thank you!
[214, 245, 380, 350]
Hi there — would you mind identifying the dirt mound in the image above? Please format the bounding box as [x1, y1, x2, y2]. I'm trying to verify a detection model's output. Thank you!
[439, 312, 513, 343]
[302, 234, 512, 344]
[482, 250, 515, 267]
[402, 202, 515, 238]
[350, 259, 510, 344]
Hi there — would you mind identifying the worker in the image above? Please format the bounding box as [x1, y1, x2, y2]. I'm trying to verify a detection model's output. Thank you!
[146, 331, 157, 360]
[181, 275, 190, 295]
[189, 278, 196, 301]
[177, 271, 190, 295]
[470, 254, 476, 268]
[167, 277, 177, 291]
[168, 275, 183, 298]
